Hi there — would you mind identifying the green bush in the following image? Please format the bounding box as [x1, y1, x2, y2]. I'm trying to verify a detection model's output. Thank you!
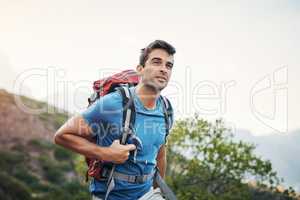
[38, 111, 68, 130]
[38, 155, 64, 184]
[14, 166, 40, 187]
[35, 185, 72, 200]
[54, 145, 74, 161]
[166, 117, 297, 200]
[0, 150, 26, 172]
[0, 172, 32, 200]
[62, 181, 90, 200]
[11, 143, 27, 152]
[28, 139, 53, 150]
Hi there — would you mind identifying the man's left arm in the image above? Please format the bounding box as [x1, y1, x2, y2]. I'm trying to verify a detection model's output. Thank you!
[156, 144, 167, 179]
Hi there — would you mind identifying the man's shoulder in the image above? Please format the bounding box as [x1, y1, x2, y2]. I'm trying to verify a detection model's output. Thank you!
[103, 90, 123, 101]
[90, 90, 123, 112]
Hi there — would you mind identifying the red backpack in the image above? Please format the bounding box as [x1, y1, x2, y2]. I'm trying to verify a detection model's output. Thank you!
[85, 69, 172, 181]
[87, 69, 139, 105]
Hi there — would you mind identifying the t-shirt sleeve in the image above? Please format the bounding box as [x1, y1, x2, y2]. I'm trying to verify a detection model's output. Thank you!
[81, 91, 123, 136]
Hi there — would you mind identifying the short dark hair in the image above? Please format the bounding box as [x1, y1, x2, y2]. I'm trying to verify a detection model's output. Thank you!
[139, 40, 176, 66]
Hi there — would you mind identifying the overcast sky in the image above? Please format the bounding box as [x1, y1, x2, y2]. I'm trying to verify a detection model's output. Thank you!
[0, 0, 299, 136]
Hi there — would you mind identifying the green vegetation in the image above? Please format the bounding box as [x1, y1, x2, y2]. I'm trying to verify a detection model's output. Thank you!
[1, 115, 298, 199]
[0, 172, 32, 200]
[54, 145, 74, 161]
[1, 91, 298, 199]
[165, 116, 298, 200]
[38, 111, 68, 130]
[19, 94, 69, 130]
[0, 139, 90, 200]
[28, 139, 53, 150]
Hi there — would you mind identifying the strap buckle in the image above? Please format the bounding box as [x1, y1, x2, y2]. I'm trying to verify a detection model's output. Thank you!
[134, 175, 146, 184]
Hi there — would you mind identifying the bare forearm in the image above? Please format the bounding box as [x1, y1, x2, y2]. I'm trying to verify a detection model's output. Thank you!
[54, 133, 105, 160]
[154, 146, 167, 188]
[54, 115, 105, 160]
[54, 115, 136, 164]
[157, 154, 167, 179]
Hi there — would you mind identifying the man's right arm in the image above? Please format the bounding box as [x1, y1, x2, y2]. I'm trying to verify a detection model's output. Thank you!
[53, 115, 135, 164]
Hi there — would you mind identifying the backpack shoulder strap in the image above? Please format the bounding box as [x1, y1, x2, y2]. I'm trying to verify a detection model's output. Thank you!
[117, 86, 136, 144]
[160, 96, 173, 138]
[104, 86, 136, 200]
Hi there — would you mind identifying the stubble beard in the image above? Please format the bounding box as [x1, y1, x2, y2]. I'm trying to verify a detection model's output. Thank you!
[144, 80, 165, 93]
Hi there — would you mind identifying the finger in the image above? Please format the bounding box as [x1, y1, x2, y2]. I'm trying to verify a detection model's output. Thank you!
[113, 140, 120, 144]
[125, 144, 136, 151]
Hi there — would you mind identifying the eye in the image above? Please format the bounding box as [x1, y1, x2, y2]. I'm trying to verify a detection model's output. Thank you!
[166, 63, 173, 69]
[152, 60, 162, 65]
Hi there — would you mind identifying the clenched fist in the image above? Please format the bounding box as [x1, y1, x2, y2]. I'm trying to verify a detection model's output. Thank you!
[102, 140, 136, 164]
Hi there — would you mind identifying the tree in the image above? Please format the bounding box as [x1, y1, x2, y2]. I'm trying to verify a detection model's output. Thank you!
[166, 116, 297, 200]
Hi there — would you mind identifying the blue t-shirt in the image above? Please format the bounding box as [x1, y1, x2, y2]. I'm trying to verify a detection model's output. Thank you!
[81, 87, 173, 200]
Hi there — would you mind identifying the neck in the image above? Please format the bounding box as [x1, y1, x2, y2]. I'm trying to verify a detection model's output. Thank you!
[135, 84, 160, 109]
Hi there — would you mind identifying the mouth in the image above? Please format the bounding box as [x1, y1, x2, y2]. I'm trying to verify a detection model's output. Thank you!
[156, 76, 167, 82]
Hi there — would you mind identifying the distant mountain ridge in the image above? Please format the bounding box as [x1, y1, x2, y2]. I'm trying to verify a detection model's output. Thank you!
[234, 129, 300, 191]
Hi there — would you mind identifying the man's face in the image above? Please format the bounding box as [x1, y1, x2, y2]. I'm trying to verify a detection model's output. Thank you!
[137, 48, 174, 91]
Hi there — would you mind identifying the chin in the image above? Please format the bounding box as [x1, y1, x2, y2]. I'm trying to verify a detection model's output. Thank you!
[156, 84, 166, 91]
[157, 82, 168, 91]
[154, 82, 167, 91]
[144, 82, 165, 92]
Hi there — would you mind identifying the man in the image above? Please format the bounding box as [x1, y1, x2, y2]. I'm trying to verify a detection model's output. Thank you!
[54, 40, 176, 200]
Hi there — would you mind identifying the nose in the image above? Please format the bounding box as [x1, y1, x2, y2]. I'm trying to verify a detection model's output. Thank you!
[159, 64, 168, 74]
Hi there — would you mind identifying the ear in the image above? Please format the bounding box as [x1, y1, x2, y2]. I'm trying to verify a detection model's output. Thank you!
[136, 65, 144, 74]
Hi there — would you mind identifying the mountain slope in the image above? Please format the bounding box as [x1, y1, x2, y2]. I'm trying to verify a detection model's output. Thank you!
[0, 89, 89, 200]
[0, 89, 67, 148]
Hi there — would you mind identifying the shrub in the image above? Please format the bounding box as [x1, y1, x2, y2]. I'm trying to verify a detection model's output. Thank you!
[0, 172, 32, 200]
[54, 145, 74, 161]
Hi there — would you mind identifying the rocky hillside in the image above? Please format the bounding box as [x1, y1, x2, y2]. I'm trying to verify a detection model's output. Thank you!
[0, 89, 89, 200]
[0, 89, 67, 148]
